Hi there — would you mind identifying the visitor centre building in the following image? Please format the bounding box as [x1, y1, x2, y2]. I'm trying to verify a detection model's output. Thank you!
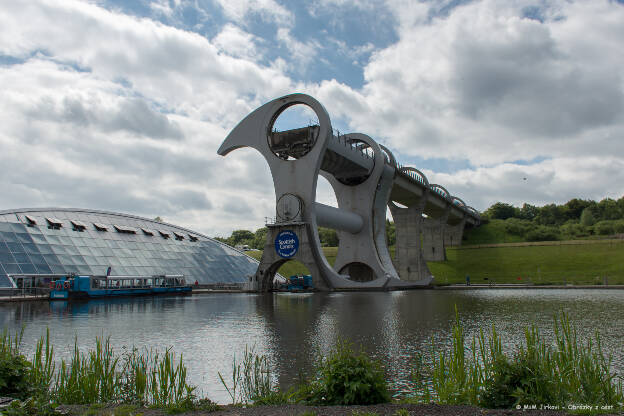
[0, 208, 258, 289]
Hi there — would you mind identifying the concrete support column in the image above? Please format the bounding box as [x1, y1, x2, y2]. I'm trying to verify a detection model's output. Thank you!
[389, 199, 432, 283]
[321, 133, 399, 285]
[422, 207, 450, 262]
[444, 216, 466, 247]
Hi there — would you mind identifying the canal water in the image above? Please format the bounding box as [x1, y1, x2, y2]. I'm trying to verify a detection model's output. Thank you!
[2, 289, 623, 403]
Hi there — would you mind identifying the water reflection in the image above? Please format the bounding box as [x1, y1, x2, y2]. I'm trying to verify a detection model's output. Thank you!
[1, 289, 623, 403]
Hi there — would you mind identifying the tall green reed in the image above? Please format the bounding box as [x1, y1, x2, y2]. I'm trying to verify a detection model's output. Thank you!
[120, 346, 149, 404]
[218, 346, 275, 404]
[30, 328, 55, 395]
[150, 348, 195, 407]
[53, 336, 121, 404]
[0, 327, 23, 358]
[218, 353, 240, 404]
[410, 310, 623, 410]
[423, 308, 503, 404]
[21, 330, 198, 408]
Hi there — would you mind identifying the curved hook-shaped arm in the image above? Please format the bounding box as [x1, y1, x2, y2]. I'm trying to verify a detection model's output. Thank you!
[217, 93, 332, 161]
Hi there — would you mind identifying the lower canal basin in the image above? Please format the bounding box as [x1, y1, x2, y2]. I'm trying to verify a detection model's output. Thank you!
[1, 289, 623, 403]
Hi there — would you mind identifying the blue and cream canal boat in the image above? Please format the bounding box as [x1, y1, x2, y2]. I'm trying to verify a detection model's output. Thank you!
[49, 275, 192, 299]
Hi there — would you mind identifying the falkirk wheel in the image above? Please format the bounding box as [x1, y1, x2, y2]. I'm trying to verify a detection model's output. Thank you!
[218, 93, 480, 291]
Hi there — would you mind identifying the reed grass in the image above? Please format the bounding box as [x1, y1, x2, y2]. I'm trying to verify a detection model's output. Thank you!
[5, 312, 622, 413]
[0, 327, 23, 358]
[218, 345, 278, 404]
[410, 310, 624, 411]
[53, 336, 121, 404]
[9, 330, 199, 410]
[150, 348, 195, 407]
[30, 328, 55, 395]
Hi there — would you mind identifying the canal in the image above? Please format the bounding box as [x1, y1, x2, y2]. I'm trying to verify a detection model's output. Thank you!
[1, 289, 623, 403]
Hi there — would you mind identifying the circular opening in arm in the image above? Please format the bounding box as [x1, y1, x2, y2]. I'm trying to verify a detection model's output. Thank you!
[268, 103, 320, 160]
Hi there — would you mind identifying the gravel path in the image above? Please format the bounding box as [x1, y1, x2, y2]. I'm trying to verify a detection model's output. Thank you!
[58, 403, 619, 416]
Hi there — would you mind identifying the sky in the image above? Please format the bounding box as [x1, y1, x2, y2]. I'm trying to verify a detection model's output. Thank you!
[1, 0, 623, 237]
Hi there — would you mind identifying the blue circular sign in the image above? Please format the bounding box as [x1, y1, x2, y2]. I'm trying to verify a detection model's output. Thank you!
[275, 230, 299, 258]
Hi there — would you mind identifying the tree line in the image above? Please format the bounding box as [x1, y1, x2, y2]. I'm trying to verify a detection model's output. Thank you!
[482, 197, 624, 241]
[214, 196, 624, 248]
[214, 226, 346, 250]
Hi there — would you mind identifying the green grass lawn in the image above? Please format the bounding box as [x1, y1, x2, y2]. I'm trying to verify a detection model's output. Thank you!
[430, 241, 624, 285]
[462, 219, 526, 245]
[246, 240, 624, 285]
[245, 247, 337, 277]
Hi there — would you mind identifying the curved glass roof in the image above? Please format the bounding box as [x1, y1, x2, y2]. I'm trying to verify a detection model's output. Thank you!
[0, 208, 259, 288]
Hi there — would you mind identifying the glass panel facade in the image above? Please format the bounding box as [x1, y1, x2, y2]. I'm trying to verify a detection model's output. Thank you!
[0, 209, 259, 287]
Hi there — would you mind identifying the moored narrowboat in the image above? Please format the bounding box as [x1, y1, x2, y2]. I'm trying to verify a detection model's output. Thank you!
[49, 275, 191, 299]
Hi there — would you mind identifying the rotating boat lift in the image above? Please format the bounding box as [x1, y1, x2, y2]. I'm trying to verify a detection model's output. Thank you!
[218, 94, 479, 291]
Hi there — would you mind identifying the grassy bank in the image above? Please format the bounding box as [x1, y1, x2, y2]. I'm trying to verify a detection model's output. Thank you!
[462, 219, 528, 245]
[0, 329, 214, 415]
[430, 240, 624, 285]
[3, 312, 622, 415]
[408, 311, 623, 411]
[245, 240, 624, 286]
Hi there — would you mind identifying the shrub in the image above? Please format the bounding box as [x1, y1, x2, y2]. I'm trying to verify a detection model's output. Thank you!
[479, 356, 518, 408]
[503, 218, 532, 236]
[0, 353, 31, 400]
[560, 222, 588, 238]
[580, 208, 596, 226]
[0, 329, 32, 400]
[525, 226, 560, 241]
[479, 333, 560, 408]
[2, 395, 58, 416]
[305, 340, 390, 405]
[594, 221, 616, 236]
[411, 311, 623, 410]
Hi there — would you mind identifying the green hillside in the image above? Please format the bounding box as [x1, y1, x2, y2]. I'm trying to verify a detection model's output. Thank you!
[246, 240, 624, 286]
[429, 240, 624, 285]
[462, 219, 526, 245]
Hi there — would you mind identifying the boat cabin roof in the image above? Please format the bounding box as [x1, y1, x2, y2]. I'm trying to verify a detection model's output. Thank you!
[89, 274, 184, 281]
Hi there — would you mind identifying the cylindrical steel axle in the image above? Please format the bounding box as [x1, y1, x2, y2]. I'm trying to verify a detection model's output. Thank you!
[314, 202, 363, 234]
